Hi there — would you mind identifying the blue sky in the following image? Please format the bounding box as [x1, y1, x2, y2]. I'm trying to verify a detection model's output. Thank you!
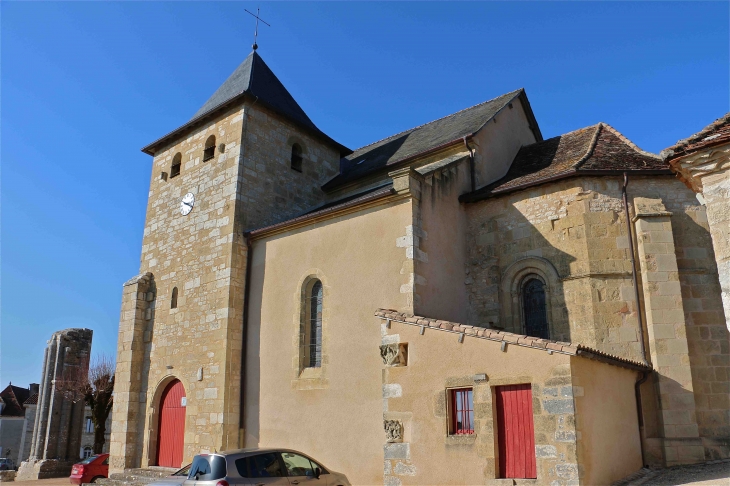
[2, 2, 728, 387]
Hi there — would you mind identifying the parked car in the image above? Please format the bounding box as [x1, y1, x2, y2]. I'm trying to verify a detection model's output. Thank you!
[183, 448, 350, 486]
[0, 458, 15, 471]
[69, 453, 109, 484]
[147, 463, 192, 486]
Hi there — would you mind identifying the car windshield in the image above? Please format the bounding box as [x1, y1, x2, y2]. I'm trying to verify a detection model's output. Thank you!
[78, 455, 101, 465]
[173, 464, 191, 476]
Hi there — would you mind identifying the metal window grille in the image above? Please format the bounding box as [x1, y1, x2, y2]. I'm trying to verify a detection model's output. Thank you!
[306, 281, 323, 368]
[450, 388, 474, 435]
[170, 163, 181, 178]
[203, 146, 215, 162]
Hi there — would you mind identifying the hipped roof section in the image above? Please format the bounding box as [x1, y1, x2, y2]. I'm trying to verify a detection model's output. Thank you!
[142, 51, 350, 156]
[0, 384, 31, 417]
[323, 89, 542, 191]
[661, 112, 730, 160]
[460, 123, 670, 202]
[375, 309, 652, 372]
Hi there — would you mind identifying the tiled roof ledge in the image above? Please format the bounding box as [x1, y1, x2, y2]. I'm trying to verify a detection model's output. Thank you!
[374, 309, 651, 372]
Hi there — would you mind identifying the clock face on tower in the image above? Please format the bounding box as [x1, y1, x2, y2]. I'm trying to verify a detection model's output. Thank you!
[180, 192, 195, 216]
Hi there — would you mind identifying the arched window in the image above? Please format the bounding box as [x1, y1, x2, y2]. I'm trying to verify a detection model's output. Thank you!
[291, 143, 303, 172]
[522, 278, 549, 339]
[203, 135, 216, 162]
[171, 287, 178, 309]
[82, 446, 93, 459]
[301, 279, 323, 369]
[170, 153, 182, 178]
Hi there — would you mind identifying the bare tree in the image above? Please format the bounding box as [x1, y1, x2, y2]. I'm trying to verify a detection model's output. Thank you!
[57, 354, 115, 454]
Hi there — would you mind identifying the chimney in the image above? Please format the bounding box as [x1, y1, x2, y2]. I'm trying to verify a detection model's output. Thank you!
[29, 383, 40, 395]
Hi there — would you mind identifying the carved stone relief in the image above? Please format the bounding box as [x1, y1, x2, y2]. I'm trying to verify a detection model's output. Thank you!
[384, 419, 404, 443]
[380, 343, 408, 367]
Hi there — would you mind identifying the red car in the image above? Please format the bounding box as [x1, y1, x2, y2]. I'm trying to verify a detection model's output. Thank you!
[69, 453, 109, 484]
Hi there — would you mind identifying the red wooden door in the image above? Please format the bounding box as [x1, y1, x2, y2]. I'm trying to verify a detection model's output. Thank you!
[157, 379, 186, 467]
[496, 384, 537, 479]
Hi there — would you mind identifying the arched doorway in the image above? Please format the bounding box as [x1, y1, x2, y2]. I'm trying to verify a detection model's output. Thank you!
[156, 379, 186, 467]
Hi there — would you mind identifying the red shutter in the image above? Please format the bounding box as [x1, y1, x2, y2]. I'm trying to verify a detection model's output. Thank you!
[496, 384, 537, 479]
[157, 379, 186, 467]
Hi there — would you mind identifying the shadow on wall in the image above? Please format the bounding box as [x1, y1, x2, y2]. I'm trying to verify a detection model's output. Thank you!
[465, 193, 575, 343]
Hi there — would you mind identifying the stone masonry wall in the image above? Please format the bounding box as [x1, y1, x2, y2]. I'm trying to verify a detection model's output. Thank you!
[112, 105, 248, 471]
[464, 175, 730, 463]
[240, 103, 341, 231]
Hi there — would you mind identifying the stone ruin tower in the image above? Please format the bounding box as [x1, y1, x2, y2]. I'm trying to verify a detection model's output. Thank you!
[17, 328, 93, 480]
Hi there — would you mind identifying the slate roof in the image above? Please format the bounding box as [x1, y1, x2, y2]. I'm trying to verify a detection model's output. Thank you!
[23, 393, 39, 406]
[0, 385, 31, 417]
[142, 51, 349, 156]
[248, 184, 395, 237]
[322, 89, 542, 191]
[661, 113, 730, 160]
[461, 123, 669, 202]
[374, 309, 651, 371]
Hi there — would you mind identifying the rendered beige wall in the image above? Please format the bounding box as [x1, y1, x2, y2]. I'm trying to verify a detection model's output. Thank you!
[471, 97, 538, 188]
[571, 357, 642, 485]
[245, 200, 413, 484]
[382, 320, 581, 486]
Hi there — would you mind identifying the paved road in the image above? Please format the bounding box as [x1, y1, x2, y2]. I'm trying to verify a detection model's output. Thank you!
[621, 461, 730, 486]
[9, 479, 71, 486]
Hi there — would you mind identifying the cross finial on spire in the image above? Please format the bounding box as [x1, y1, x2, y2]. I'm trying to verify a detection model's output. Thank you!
[245, 7, 270, 51]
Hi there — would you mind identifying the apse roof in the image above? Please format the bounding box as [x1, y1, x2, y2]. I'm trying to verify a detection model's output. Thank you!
[460, 123, 670, 202]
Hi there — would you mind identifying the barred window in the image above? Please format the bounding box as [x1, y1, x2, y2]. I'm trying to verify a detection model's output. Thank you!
[170, 153, 182, 178]
[300, 279, 323, 370]
[203, 135, 216, 162]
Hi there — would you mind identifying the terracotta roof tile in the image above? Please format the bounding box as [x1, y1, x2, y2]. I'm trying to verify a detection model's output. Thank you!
[374, 309, 651, 371]
[460, 123, 669, 202]
[662, 113, 730, 160]
[23, 393, 39, 406]
[0, 385, 31, 417]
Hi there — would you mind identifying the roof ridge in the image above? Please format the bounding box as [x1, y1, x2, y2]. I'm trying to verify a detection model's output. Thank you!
[600, 123, 662, 160]
[346, 89, 523, 157]
[573, 123, 604, 170]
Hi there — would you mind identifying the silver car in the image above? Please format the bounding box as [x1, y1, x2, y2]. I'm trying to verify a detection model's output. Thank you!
[147, 464, 191, 486]
[183, 448, 350, 486]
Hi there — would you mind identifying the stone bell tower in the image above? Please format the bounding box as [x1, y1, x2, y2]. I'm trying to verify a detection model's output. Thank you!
[109, 50, 349, 473]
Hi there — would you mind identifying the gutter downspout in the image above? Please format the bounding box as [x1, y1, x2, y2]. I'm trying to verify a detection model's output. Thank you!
[463, 136, 476, 192]
[239, 233, 253, 448]
[623, 172, 651, 467]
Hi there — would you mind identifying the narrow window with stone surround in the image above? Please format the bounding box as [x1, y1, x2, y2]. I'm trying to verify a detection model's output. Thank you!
[170, 153, 182, 178]
[522, 277, 549, 339]
[291, 143, 303, 172]
[300, 279, 322, 370]
[203, 135, 216, 162]
[171, 287, 178, 309]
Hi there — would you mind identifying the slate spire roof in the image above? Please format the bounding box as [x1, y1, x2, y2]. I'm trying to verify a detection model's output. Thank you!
[142, 51, 349, 156]
[461, 123, 670, 202]
[191, 51, 317, 131]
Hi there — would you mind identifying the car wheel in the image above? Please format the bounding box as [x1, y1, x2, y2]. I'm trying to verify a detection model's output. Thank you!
[91, 476, 104, 483]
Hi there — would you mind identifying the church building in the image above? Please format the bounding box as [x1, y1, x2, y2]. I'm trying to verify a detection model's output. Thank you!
[110, 50, 730, 485]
